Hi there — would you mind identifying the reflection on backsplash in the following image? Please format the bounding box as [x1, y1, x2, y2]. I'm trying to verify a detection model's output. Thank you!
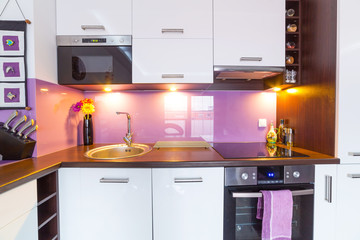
[0, 79, 277, 157]
[85, 91, 276, 144]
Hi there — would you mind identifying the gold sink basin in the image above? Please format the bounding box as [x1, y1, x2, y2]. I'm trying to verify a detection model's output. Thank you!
[85, 143, 152, 160]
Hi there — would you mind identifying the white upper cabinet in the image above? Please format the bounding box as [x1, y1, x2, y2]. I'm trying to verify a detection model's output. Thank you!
[214, 0, 285, 67]
[337, 0, 360, 163]
[133, 39, 213, 83]
[56, 0, 132, 35]
[133, 0, 212, 39]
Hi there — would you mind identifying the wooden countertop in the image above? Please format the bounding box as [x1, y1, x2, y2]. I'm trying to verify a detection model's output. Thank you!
[0, 143, 339, 194]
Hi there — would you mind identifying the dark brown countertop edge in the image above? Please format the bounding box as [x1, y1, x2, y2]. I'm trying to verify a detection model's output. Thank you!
[0, 143, 340, 194]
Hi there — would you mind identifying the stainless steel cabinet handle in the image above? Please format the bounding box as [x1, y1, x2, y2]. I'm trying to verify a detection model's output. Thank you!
[325, 175, 332, 203]
[162, 74, 184, 79]
[232, 189, 313, 198]
[81, 25, 105, 30]
[99, 178, 129, 183]
[240, 57, 263, 62]
[161, 28, 184, 33]
[347, 174, 360, 178]
[174, 177, 203, 183]
[348, 152, 360, 156]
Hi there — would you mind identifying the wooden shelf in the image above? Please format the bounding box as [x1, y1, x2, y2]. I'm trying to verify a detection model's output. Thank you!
[285, 0, 301, 85]
[37, 171, 58, 240]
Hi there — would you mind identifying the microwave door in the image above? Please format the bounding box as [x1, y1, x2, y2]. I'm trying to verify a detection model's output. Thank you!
[58, 46, 132, 85]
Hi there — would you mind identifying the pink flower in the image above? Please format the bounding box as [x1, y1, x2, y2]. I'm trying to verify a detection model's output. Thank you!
[71, 101, 82, 112]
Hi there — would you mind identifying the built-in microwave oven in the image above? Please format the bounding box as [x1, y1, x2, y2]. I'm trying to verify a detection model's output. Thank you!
[57, 35, 132, 86]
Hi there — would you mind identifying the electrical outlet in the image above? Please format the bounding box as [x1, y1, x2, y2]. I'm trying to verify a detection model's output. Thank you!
[258, 119, 267, 127]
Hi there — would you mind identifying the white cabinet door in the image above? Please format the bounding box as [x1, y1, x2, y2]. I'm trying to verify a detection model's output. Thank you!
[0, 207, 38, 240]
[336, 164, 360, 240]
[133, 0, 212, 39]
[153, 167, 224, 240]
[0, 180, 38, 240]
[0, 180, 37, 229]
[337, 0, 360, 164]
[133, 39, 213, 83]
[56, 0, 132, 35]
[313, 165, 337, 240]
[59, 168, 152, 240]
[214, 0, 285, 67]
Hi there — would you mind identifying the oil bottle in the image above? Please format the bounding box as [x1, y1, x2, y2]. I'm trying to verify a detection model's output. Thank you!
[266, 122, 277, 144]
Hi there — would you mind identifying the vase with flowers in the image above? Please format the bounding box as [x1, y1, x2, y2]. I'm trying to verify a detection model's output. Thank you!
[72, 98, 95, 145]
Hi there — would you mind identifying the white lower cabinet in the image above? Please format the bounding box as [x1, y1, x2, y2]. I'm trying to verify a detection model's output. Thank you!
[153, 168, 224, 240]
[59, 167, 224, 240]
[336, 164, 360, 240]
[313, 164, 337, 240]
[59, 168, 152, 240]
[0, 180, 38, 240]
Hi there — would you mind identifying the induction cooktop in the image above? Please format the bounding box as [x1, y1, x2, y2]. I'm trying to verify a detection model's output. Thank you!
[211, 142, 309, 159]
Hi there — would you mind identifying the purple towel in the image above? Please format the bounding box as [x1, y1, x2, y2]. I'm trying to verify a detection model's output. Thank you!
[256, 190, 293, 240]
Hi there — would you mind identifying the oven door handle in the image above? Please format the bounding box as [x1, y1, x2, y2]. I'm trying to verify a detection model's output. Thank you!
[231, 189, 314, 198]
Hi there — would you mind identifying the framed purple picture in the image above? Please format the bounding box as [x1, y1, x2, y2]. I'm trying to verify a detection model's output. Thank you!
[0, 82, 26, 108]
[0, 21, 27, 109]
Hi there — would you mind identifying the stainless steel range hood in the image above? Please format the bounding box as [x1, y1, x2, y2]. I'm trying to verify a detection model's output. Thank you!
[214, 66, 285, 80]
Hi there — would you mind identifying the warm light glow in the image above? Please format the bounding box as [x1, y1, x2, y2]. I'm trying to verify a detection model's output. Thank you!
[61, 92, 67, 95]
[40, 88, 48, 92]
[273, 87, 281, 92]
[169, 87, 177, 92]
[286, 88, 298, 93]
[104, 87, 112, 92]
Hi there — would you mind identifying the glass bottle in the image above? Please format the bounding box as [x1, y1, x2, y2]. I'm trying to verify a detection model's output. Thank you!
[277, 119, 285, 143]
[287, 128, 294, 147]
[266, 122, 277, 144]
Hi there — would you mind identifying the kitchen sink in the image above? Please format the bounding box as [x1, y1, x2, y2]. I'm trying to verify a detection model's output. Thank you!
[84, 143, 152, 160]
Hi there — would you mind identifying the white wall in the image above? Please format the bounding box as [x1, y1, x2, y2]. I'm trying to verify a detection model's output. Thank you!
[33, 0, 57, 83]
[0, 0, 57, 83]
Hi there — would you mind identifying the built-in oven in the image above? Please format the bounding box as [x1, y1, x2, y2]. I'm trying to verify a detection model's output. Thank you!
[224, 165, 314, 240]
[57, 35, 132, 85]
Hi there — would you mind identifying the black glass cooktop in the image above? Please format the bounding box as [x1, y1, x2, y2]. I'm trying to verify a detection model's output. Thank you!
[211, 142, 309, 159]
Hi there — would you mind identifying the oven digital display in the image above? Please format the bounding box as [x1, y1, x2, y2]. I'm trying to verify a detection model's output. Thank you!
[82, 38, 106, 43]
[258, 166, 284, 184]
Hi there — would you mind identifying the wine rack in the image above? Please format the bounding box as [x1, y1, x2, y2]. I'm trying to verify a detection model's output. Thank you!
[285, 0, 301, 85]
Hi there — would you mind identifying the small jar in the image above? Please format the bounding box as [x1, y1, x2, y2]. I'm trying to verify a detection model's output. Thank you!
[286, 41, 296, 49]
[287, 24, 297, 32]
[286, 9, 295, 17]
[286, 56, 295, 64]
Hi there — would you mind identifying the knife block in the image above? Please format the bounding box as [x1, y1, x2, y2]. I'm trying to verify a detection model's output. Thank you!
[0, 123, 36, 160]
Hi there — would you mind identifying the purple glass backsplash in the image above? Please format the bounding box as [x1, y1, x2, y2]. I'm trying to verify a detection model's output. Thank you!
[0, 80, 276, 158]
[35, 80, 84, 157]
[84, 91, 276, 144]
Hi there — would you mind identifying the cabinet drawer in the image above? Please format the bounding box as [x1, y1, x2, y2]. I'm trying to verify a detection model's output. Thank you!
[153, 167, 224, 240]
[0, 180, 37, 229]
[59, 168, 152, 240]
[133, 0, 212, 38]
[56, 0, 132, 35]
[0, 207, 38, 240]
[133, 39, 213, 84]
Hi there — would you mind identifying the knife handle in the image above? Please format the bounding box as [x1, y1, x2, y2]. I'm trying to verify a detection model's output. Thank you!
[16, 119, 34, 136]
[23, 124, 38, 139]
[3, 110, 18, 130]
[10, 115, 27, 133]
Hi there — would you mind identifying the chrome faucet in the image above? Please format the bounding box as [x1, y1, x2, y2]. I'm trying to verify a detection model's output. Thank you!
[116, 112, 133, 147]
